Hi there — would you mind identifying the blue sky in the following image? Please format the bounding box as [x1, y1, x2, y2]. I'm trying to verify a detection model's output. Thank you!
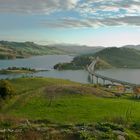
[0, 0, 140, 47]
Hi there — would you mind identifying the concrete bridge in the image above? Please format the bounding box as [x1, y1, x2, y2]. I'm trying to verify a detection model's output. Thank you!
[87, 57, 140, 88]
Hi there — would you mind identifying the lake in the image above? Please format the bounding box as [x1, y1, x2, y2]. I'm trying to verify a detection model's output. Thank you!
[0, 55, 140, 84]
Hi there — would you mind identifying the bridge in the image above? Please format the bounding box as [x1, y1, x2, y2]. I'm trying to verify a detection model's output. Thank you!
[87, 57, 139, 88]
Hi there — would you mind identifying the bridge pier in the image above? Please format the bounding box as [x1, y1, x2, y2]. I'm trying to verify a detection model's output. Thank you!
[87, 58, 139, 91]
[111, 81, 114, 85]
[103, 79, 105, 85]
[96, 76, 99, 84]
[91, 74, 94, 84]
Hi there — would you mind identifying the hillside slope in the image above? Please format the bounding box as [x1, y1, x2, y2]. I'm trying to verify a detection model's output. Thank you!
[0, 41, 103, 59]
[123, 44, 140, 50]
[54, 47, 140, 70]
[94, 47, 140, 68]
[1, 77, 140, 124]
[0, 41, 66, 59]
[1, 78, 140, 139]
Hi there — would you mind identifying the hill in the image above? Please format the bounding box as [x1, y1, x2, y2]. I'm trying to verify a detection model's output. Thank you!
[54, 47, 140, 70]
[1, 78, 116, 123]
[50, 43, 103, 55]
[0, 41, 103, 59]
[123, 44, 140, 50]
[94, 47, 140, 68]
[0, 78, 140, 139]
[0, 41, 66, 59]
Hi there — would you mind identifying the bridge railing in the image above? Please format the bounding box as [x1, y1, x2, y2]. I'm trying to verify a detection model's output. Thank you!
[87, 59, 139, 87]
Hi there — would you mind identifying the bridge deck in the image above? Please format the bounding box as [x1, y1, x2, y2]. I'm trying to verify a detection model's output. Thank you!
[87, 67, 139, 87]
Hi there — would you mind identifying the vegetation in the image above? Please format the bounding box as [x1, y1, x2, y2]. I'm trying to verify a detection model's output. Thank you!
[0, 41, 103, 59]
[0, 78, 140, 139]
[0, 80, 15, 99]
[0, 41, 67, 59]
[0, 67, 36, 74]
[123, 44, 140, 50]
[54, 54, 112, 70]
[0, 77, 138, 123]
[94, 47, 140, 68]
[54, 47, 140, 70]
[0, 120, 139, 140]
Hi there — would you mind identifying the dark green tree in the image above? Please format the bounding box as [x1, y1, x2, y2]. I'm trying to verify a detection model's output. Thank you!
[0, 80, 15, 99]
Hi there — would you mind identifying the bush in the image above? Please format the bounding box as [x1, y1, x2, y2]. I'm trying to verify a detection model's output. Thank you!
[0, 120, 12, 128]
[131, 122, 140, 132]
[0, 80, 15, 99]
[78, 130, 95, 140]
[95, 123, 111, 132]
[95, 122, 124, 132]
[100, 132, 113, 139]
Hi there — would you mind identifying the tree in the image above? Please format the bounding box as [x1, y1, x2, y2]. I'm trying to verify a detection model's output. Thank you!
[0, 80, 15, 99]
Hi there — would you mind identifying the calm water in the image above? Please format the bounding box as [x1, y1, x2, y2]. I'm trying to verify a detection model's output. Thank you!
[0, 55, 140, 84]
[0, 55, 73, 70]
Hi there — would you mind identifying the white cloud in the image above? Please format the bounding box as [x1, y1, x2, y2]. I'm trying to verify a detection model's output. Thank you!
[0, 0, 79, 14]
[0, 0, 140, 16]
[0, 0, 140, 27]
[77, 0, 140, 18]
[42, 16, 140, 28]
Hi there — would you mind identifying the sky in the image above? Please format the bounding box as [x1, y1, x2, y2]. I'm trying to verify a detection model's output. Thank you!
[0, 0, 140, 47]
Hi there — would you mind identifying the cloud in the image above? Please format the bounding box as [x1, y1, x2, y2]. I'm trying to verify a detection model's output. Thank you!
[77, 0, 140, 18]
[0, 0, 79, 14]
[0, 0, 140, 27]
[42, 16, 140, 28]
[0, 0, 140, 16]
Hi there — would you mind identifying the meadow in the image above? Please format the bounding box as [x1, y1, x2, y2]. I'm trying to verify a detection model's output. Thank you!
[0, 77, 140, 124]
[1, 77, 140, 139]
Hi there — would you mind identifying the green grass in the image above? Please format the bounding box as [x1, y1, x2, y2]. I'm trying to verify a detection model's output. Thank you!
[0, 69, 35, 74]
[1, 77, 140, 125]
[2, 94, 140, 124]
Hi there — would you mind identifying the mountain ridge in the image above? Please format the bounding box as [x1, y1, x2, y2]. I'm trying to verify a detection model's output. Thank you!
[0, 41, 103, 59]
[123, 44, 140, 50]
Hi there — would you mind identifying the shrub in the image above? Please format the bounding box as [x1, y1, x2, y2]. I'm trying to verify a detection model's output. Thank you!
[132, 122, 140, 131]
[78, 130, 95, 140]
[0, 120, 12, 128]
[0, 80, 15, 99]
[99, 132, 113, 139]
[102, 122, 124, 131]
[95, 123, 111, 132]
[95, 122, 124, 132]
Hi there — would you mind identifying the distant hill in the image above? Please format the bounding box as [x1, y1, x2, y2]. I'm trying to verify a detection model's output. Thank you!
[50, 44, 103, 55]
[54, 47, 140, 70]
[0, 41, 103, 59]
[123, 44, 140, 50]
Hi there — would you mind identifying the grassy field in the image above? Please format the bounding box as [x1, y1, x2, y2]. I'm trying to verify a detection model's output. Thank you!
[1, 77, 140, 139]
[0, 77, 140, 124]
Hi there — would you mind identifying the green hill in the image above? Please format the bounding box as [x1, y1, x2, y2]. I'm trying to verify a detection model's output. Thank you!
[0, 78, 140, 139]
[94, 47, 140, 68]
[0, 41, 103, 59]
[123, 44, 140, 50]
[54, 47, 140, 70]
[0, 41, 66, 59]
